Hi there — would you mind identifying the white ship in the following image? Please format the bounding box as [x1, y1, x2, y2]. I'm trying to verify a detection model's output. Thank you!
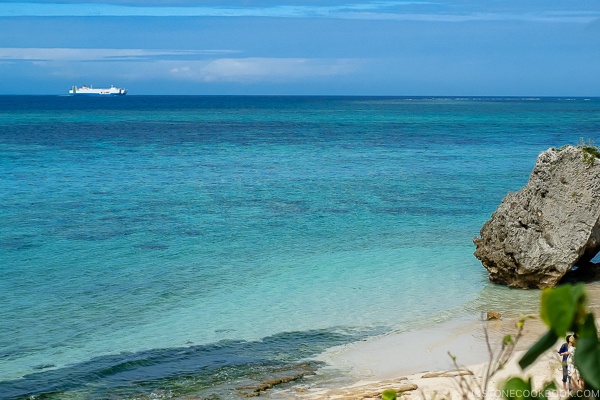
[69, 85, 127, 96]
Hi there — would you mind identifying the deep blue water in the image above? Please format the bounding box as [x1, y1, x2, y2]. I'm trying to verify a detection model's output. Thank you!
[1, 96, 599, 399]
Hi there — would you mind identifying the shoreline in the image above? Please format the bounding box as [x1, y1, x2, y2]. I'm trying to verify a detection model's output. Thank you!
[268, 282, 600, 399]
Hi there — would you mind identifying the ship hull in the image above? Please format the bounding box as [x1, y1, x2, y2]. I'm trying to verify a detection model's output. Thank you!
[69, 92, 127, 96]
[69, 85, 127, 96]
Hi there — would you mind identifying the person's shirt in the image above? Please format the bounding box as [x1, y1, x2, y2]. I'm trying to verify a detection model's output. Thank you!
[569, 345, 576, 356]
[558, 342, 569, 362]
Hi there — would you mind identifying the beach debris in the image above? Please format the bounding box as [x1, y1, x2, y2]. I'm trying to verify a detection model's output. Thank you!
[474, 144, 600, 288]
[235, 363, 317, 398]
[421, 369, 473, 378]
[486, 311, 501, 320]
[302, 378, 417, 400]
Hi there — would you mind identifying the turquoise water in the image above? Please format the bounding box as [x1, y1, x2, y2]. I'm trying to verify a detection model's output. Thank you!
[1, 96, 599, 399]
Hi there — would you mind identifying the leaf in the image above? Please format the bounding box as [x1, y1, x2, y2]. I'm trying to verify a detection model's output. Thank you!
[381, 389, 397, 400]
[539, 284, 585, 337]
[503, 377, 532, 400]
[518, 330, 558, 369]
[574, 313, 600, 389]
[503, 378, 557, 400]
[578, 312, 598, 340]
[539, 381, 557, 400]
[572, 283, 588, 324]
[503, 334, 514, 345]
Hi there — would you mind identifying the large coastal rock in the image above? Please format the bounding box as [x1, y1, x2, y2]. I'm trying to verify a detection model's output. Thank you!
[474, 145, 600, 289]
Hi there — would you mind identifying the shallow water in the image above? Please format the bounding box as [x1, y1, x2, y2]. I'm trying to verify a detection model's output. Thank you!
[1, 96, 599, 398]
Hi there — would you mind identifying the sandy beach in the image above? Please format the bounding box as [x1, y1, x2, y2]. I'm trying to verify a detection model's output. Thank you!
[269, 283, 600, 400]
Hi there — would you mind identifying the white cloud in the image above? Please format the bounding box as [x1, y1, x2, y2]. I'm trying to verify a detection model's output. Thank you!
[0, 48, 236, 62]
[0, 49, 359, 85]
[168, 58, 359, 83]
[0, 2, 430, 18]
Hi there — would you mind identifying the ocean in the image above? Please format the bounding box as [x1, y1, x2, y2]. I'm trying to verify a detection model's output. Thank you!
[1, 96, 599, 399]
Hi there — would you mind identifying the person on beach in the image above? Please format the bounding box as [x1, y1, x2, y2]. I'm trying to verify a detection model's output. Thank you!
[558, 334, 572, 390]
[567, 335, 583, 391]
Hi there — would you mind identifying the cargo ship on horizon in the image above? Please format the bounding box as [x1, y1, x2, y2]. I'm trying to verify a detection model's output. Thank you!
[69, 85, 127, 96]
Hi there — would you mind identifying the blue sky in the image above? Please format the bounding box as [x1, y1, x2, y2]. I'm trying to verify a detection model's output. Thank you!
[0, 1, 599, 95]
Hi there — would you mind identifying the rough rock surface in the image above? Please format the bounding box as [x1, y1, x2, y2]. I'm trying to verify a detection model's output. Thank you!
[474, 145, 600, 289]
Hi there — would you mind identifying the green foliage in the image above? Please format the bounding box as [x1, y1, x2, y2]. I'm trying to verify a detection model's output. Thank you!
[519, 284, 586, 369]
[382, 388, 398, 400]
[503, 377, 533, 400]
[578, 138, 600, 167]
[516, 283, 600, 392]
[539, 284, 586, 337]
[554, 139, 600, 167]
[518, 330, 558, 370]
[502, 334, 514, 345]
[503, 378, 556, 400]
[574, 314, 600, 388]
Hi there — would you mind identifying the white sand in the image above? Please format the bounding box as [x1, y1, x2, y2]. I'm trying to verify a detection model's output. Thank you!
[268, 301, 598, 399]
[313, 316, 513, 379]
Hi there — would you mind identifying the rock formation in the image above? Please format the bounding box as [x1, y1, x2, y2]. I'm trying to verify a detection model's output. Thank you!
[474, 145, 600, 289]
